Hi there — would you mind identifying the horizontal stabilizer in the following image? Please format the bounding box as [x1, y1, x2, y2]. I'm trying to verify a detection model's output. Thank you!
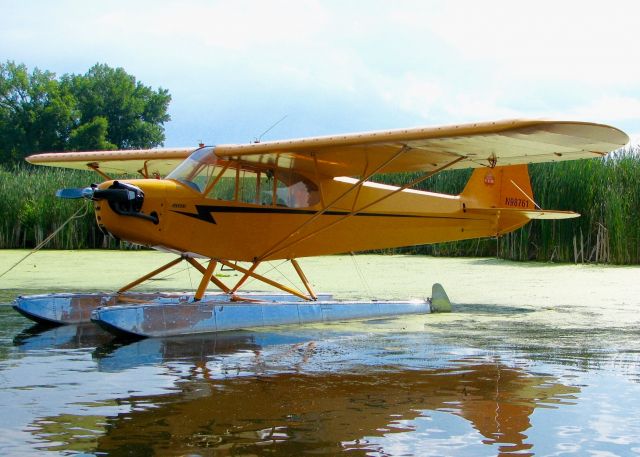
[466, 207, 579, 220]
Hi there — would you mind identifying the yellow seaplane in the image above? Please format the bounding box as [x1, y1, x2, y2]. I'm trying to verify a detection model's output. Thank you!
[13, 119, 628, 337]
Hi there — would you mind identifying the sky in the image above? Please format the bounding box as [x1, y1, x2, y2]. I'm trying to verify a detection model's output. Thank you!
[1, 0, 639, 147]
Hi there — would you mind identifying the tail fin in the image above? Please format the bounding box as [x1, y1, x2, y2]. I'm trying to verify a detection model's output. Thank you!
[461, 165, 578, 235]
[461, 164, 535, 210]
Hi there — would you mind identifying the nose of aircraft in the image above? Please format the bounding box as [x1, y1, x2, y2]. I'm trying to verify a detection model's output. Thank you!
[57, 180, 158, 224]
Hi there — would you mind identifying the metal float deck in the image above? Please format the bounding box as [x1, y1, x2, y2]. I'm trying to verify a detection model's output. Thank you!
[91, 299, 432, 338]
[12, 292, 334, 325]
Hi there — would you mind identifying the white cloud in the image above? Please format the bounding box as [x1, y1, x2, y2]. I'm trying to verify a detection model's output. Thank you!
[560, 96, 640, 122]
[379, 74, 444, 118]
[416, 1, 640, 86]
[1, 0, 637, 144]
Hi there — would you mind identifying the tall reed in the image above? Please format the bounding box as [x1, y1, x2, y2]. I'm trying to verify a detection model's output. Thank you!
[0, 164, 116, 249]
[377, 144, 640, 264]
[1, 146, 639, 264]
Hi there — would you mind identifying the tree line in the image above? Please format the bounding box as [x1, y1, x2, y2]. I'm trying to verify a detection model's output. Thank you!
[0, 61, 171, 162]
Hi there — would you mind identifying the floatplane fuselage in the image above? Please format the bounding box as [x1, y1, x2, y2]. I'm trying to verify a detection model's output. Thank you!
[94, 148, 549, 263]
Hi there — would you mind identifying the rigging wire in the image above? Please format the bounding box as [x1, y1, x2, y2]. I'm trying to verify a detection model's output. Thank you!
[186, 260, 194, 291]
[241, 260, 305, 296]
[349, 252, 374, 299]
[0, 203, 90, 280]
[272, 261, 303, 292]
[151, 264, 192, 281]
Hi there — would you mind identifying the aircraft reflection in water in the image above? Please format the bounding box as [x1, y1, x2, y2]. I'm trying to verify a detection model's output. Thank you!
[93, 330, 313, 372]
[13, 323, 114, 351]
[26, 331, 579, 456]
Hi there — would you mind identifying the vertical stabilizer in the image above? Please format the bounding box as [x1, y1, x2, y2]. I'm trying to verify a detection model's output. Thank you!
[461, 164, 535, 211]
[460, 165, 578, 236]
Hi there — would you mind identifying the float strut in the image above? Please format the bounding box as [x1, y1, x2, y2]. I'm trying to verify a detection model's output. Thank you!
[194, 260, 217, 302]
[219, 259, 311, 301]
[230, 261, 261, 294]
[117, 257, 184, 293]
[291, 259, 317, 300]
[185, 257, 231, 293]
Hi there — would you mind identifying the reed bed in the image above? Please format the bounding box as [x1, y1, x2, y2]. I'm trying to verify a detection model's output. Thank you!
[1, 145, 639, 263]
[0, 165, 117, 249]
[377, 144, 640, 264]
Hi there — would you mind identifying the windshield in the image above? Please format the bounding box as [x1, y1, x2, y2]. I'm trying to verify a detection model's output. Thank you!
[166, 147, 218, 192]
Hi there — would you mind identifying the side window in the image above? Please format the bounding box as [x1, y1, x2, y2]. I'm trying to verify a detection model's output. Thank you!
[206, 165, 236, 201]
[287, 180, 318, 207]
[275, 178, 289, 206]
[258, 173, 272, 205]
[275, 170, 320, 208]
[204, 163, 320, 208]
[238, 169, 257, 204]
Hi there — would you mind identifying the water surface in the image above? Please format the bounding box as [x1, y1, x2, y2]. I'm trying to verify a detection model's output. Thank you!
[1, 253, 640, 456]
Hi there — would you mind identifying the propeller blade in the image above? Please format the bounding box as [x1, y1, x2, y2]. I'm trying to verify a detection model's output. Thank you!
[55, 187, 95, 199]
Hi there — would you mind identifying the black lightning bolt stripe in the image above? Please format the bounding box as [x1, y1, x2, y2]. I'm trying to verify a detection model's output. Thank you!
[171, 205, 478, 224]
[173, 206, 217, 224]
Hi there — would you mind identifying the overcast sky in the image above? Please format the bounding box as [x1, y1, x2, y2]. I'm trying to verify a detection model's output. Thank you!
[2, 0, 638, 147]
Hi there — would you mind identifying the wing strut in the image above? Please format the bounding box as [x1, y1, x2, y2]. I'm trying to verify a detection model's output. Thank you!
[87, 163, 113, 181]
[257, 145, 412, 261]
[258, 155, 466, 262]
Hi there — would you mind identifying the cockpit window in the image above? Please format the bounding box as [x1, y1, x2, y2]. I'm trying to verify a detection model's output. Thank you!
[166, 147, 218, 193]
[167, 147, 320, 208]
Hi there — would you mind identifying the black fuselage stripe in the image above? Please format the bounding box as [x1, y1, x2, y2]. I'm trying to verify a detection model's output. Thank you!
[171, 205, 479, 221]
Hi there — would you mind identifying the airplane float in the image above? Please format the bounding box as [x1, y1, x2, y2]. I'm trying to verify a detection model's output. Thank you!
[12, 119, 629, 337]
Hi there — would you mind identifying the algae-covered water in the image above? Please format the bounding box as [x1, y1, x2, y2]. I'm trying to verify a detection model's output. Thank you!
[1, 250, 640, 456]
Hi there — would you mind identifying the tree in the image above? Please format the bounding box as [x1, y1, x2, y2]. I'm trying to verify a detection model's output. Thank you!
[63, 64, 171, 150]
[0, 62, 76, 162]
[0, 61, 171, 163]
[68, 116, 116, 151]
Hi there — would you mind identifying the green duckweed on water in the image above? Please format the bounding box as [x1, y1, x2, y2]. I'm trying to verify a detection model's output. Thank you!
[2, 249, 640, 336]
[2, 250, 640, 455]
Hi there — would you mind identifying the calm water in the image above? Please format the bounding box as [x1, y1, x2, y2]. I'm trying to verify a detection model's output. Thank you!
[2, 297, 640, 456]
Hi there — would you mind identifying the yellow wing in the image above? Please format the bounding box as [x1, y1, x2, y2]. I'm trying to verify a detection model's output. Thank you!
[25, 119, 628, 179]
[26, 147, 196, 177]
[216, 119, 628, 177]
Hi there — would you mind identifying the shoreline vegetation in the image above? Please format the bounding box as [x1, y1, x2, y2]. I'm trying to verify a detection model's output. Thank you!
[1, 144, 639, 264]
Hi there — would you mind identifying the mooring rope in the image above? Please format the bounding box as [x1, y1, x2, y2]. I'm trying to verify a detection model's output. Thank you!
[0, 203, 90, 280]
